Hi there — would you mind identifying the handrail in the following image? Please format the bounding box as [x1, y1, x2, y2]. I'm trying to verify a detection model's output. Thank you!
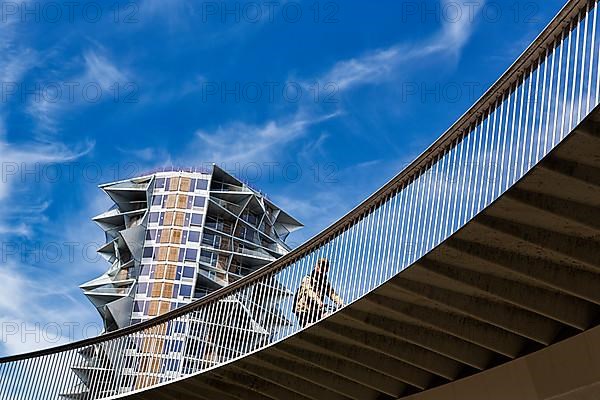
[0, 0, 588, 364]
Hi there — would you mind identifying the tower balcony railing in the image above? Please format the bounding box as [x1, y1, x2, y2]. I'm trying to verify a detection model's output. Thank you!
[209, 197, 243, 215]
[233, 244, 275, 260]
[204, 220, 233, 235]
[210, 181, 248, 192]
[1, 1, 598, 398]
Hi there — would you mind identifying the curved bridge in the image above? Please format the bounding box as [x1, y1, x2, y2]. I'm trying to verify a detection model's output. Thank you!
[2, 1, 600, 399]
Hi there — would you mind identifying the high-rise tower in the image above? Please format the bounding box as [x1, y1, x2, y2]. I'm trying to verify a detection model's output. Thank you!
[81, 165, 303, 331]
[62, 166, 302, 397]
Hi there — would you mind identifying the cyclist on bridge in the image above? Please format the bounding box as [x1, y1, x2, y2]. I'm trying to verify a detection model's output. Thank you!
[293, 258, 344, 328]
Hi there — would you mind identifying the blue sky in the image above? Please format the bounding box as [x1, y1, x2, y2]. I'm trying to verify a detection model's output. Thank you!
[0, 0, 565, 356]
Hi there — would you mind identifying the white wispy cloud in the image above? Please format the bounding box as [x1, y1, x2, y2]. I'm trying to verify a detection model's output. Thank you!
[0, 13, 37, 83]
[0, 6, 130, 136]
[139, 74, 206, 105]
[82, 51, 128, 89]
[0, 114, 6, 138]
[117, 146, 160, 161]
[192, 109, 342, 164]
[317, 46, 404, 92]
[190, 0, 485, 167]
[0, 138, 94, 249]
[136, 0, 287, 45]
[27, 49, 130, 134]
[0, 9, 37, 136]
[0, 140, 94, 200]
[0, 70, 98, 351]
[0, 48, 37, 85]
[0, 223, 32, 237]
[0, 261, 100, 355]
[0, 187, 108, 356]
[316, 0, 485, 92]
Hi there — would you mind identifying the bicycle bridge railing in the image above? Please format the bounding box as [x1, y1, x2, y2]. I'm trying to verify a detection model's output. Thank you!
[1, 0, 599, 398]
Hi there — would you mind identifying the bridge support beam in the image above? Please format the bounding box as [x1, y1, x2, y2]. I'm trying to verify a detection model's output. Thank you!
[445, 237, 600, 307]
[317, 319, 461, 381]
[342, 307, 493, 370]
[413, 256, 593, 330]
[385, 278, 559, 345]
[363, 294, 524, 358]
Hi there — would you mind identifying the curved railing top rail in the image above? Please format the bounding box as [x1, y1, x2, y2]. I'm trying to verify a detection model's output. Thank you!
[0, 0, 586, 363]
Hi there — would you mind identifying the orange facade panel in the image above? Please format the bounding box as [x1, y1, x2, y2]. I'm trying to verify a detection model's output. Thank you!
[160, 229, 171, 244]
[177, 194, 188, 209]
[169, 176, 179, 191]
[165, 194, 177, 208]
[171, 229, 182, 244]
[165, 265, 177, 280]
[174, 212, 185, 227]
[180, 177, 191, 192]
[164, 211, 174, 226]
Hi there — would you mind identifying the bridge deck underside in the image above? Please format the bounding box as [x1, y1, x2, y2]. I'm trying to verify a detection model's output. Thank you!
[125, 112, 600, 400]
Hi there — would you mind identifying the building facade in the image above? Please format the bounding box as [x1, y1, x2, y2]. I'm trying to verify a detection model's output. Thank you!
[64, 166, 302, 398]
[81, 166, 302, 331]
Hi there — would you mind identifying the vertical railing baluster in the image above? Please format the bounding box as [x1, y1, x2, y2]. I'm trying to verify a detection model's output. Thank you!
[571, 14, 582, 131]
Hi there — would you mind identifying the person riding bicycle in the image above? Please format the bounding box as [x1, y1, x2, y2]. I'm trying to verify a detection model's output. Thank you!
[293, 258, 344, 327]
